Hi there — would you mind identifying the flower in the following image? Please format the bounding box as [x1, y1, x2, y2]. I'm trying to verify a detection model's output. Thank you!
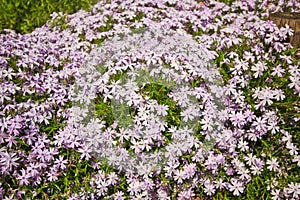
[0, 151, 19, 174]
[271, 189, 281, 200]
[251, 61, 268, 78]
[178, 188, 195, 199]
[47, 167, 59, 182]
[229, 111, 246, 128]
[292, 155, 300, 167]
[17, 169, 30, 186]
[214, 179, 226, 190]
[284, 182, 300, 199]
[174, 169, 185, 184]
[157, 189, 170, 200]
[228, 178, 244, 196]
[252, 116, 268, 133]
[113, 191, 125, 200]
[286, 142, 299, 156]
[204, 179, 216, 196]
[271, 65, 285, 77]
[266, 158, 279, 171]
[238, 168, 251, 181]
[237, 139, 249, 152]
[54, 155, 68, 170]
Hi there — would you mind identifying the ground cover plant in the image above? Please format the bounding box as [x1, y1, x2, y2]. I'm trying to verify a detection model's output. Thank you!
[0, 0, 299, 199]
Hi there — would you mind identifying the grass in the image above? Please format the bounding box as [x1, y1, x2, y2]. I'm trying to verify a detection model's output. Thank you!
[0, 0, 98, 33]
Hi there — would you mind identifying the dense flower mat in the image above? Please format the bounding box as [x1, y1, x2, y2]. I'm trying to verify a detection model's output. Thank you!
[0, 0, 299, 199]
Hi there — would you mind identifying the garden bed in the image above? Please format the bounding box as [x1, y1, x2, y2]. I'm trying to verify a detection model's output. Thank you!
[0, 0, 299, 199]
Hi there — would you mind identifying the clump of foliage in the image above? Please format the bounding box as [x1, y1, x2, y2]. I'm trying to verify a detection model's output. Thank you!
[0, 0, 98, 33]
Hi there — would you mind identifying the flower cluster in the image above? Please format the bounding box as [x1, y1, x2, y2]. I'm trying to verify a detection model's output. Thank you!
[0, 0, 299, 199]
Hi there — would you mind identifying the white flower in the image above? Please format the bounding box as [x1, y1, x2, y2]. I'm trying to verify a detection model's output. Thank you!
[292, 155, 300, 167]
[113, 191, 125, 200]
[271, 65, 285, 77]
[174, 169, 185, 184]
[237, 139, 249, 152]
[157, 189, 170, 200]
[204, 179, 216, 196]
[266, 158, 279, 171]
[228, 179, 244, 196]
[251, 61, 268, 78]
[271, 189, 281, 200]
[284, 182, 300, 199]
[286, 142, 299, 156]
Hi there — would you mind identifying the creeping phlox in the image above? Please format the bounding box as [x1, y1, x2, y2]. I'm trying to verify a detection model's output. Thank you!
[69, 27, 226, 175]
[0, 0, 299, 199]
